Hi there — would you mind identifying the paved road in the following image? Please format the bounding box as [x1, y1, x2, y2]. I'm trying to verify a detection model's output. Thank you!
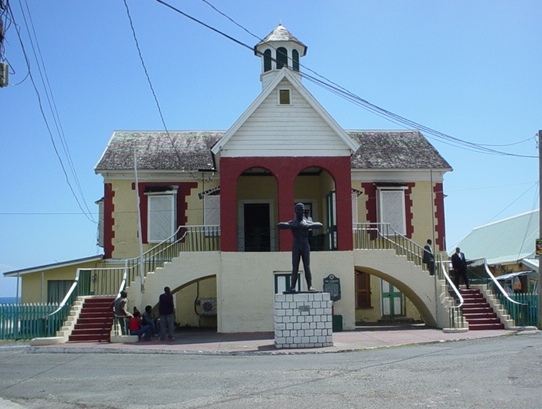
[0, 332, 540, 408]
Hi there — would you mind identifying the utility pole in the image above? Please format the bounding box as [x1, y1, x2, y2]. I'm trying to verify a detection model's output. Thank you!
[538, 130, 542, 329]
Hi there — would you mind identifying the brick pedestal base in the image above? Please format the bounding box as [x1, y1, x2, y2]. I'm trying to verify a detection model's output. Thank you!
[274, 292, 333, 349]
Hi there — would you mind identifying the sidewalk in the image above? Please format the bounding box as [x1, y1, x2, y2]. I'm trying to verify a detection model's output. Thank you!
[27, 327, 539, 355]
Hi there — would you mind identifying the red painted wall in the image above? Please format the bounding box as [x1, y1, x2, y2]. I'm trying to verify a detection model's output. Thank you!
[103, 183, 115, 258]
[220, 156, 353, 252]
[434, 182, 446, 251]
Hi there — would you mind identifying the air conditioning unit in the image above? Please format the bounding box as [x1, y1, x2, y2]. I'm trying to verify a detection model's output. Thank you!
[0, 63, 8, 88]
[198, 298, 217, 316]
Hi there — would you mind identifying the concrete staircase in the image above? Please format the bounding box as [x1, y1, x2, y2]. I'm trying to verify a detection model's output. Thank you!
[68, 296, 115, 342]
[460, 288, 504, 330]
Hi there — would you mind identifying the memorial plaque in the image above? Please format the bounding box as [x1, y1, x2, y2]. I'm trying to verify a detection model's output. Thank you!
[323, 274, 341, 301]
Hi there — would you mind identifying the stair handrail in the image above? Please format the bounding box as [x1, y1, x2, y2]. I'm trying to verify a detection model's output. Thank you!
[39, 268, 87, 337]
[476, 258, 529, 326]
[353, 222, 426, 268]
[45, 268, 84, 319]
[437, 255, 466, 329]
[476, 258, 524, 306]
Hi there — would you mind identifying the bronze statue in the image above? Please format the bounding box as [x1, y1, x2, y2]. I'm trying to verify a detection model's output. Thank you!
[278, 203, 323, 292]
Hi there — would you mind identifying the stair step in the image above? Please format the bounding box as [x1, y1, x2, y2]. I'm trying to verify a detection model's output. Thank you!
[468, 323, 505, 330]
[72, 327, 111, 335]
[67, 296, 116, 343]
[79, 311, 113, 318]
[462, 313, 498, 319]
[69, 334, 110, 342]
[462, 306, 492, 313]
[464, 317, 501, 324]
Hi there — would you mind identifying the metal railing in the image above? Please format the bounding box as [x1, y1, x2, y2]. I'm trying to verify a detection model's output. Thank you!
[353, 223, 469, 330]
[35, 225, 220, 340]
[436, 256, 467, 330]
[353, 223, 425, 267]
[0, 303, 59, 340]
[480, 260, 532, 327]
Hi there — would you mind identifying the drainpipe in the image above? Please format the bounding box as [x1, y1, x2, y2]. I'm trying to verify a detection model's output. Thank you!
[134, 149, 145, 295]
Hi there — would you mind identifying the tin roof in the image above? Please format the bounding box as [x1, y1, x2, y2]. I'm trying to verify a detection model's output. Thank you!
[452, 210, 539, 265]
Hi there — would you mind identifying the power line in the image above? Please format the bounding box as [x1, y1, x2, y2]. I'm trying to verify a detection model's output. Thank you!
[7, 1, 96, 223]
[122, 0, 187, 166]
[178, 0, 536, 159]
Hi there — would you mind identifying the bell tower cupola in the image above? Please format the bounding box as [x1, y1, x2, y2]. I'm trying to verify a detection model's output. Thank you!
[254, 24, 307, 89]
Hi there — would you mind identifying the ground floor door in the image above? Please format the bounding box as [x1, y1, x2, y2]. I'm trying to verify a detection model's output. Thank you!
[381, 281, 404, 318]
[243, 203, 271, 252]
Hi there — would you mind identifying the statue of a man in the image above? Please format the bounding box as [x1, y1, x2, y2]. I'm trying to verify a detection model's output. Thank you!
[278, 203, 323, 292]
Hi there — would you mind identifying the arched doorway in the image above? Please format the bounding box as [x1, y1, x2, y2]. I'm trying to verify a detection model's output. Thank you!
[236, 167, 278, 251]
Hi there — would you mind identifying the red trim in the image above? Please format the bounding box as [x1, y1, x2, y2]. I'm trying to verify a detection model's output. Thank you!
[361, 183, 377, 223]
[132, 182, 197, 243]
[103, 183, 115, 258]
[220, 156, 353, 251]
[405, 183, 415, 239]
[434, 182, 446, 251]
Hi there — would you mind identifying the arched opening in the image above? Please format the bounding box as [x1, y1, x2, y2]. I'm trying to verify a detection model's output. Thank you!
[276, 47, 288, 69]
[293, 166, 336, 251]
[236, 167, 278, 251]
[292, 49, 300, 71]
[354, 266, 432, 327]
[263, 49, 272, 72]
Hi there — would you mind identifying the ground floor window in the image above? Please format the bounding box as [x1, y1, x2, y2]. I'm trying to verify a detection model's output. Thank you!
[47, 280, 72, 304]
[355, 271, 371, 308]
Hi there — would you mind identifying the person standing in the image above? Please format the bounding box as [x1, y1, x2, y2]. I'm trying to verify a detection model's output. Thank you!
[423, 239, 435, 276]
[451, 247, 469, 289]
[159, 286, 175, 341]
[111, 290, 132, 334]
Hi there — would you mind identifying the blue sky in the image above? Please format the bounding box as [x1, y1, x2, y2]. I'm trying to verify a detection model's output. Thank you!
[1, 1, 540, 297]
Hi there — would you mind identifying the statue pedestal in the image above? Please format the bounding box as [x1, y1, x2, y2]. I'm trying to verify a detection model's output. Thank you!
[273, 292, 333, 349]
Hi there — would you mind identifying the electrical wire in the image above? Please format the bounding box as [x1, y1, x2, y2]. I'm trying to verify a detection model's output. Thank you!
[122, 0, 185, 166]
[20, 0, 95, 220]
[7, 1, 96, 223]
[193, 0, 537, 159]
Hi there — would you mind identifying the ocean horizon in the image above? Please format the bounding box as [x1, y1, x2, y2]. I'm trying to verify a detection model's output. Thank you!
[0, 296, 20, 304]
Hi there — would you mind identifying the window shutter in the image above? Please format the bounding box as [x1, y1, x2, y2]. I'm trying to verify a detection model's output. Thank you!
[148, 194, 176, 242]
[379, 189, 406, 235]
[204, 195, 220, 236]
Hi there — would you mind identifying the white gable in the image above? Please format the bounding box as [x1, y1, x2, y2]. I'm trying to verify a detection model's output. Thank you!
[212, 70, 359, 158]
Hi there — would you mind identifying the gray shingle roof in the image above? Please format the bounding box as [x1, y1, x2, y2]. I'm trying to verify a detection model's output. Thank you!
[95, 131, 223, 172]
[95, 130, 451, 172]
[349, 131, 452, 170]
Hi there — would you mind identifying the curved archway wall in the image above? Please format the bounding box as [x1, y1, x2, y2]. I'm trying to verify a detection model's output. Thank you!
[220, 156, 353, 252]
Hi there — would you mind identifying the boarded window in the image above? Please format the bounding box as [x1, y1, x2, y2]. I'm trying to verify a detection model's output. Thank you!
[204, 194, 220, 236]
[147, 193, 176, 242]
[378, 189, 406, 235]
